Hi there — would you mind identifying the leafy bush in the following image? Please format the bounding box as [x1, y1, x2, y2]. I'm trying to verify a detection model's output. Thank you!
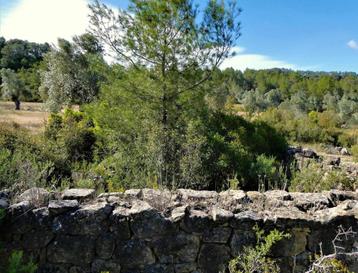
[258, 108, 347, 145]
[200, 112, 287, 191]
[0, 123, 55, 193]
[6, 251, 37, 273]
[289, 163, 355, 192]
[228, 225, 289, 273]
[45, 109, 96, 163]
[338, 130, 358, 148]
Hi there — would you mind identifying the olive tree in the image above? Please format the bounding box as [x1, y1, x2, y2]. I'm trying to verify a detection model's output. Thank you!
[40, 36, 105, 112]
[1, 68, 28, 110]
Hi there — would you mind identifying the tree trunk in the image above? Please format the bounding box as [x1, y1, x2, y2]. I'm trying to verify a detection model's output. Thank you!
[14, 99, 20, 110]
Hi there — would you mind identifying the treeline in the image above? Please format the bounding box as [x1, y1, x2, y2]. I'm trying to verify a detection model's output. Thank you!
[0, 38, 50, 105]
[218, 68, 358, 123]
[211, 68, 358, 147]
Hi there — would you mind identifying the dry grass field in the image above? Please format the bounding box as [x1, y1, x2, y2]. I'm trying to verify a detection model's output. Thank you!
[0, 101, 49, 133]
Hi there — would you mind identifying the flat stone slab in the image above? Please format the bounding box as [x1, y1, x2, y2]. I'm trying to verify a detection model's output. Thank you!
[48, 200, 79, 216]
[17, 187, 51, 206]
[62, 189, 95, 201]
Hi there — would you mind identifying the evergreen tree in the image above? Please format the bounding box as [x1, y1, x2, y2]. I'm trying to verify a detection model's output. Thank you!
[88, 0, 241, 187]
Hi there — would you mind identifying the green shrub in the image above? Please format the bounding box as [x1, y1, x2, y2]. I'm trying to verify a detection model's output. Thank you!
[338, 130, 358, 148]
[258, 108, 345, 145]
[228, 225, 289, 273]
[6, 251, 37, 273]
[45, 109, 96, 163]
[0, 123, 57, 193]
[289, 163, 355, 192]
[44, 113, 63, 140]
[202, 112, 287, 191]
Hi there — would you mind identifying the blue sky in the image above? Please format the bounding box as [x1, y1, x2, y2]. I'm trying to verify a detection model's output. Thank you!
[1, 0, 358, 72]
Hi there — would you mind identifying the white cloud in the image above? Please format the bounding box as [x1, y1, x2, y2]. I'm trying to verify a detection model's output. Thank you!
[220, 51, 299, 71]
[347, 40, 358, 50]
[0, 1, 304, 71]
[230, 46, 246, 54]
[0, 0, 90, 44]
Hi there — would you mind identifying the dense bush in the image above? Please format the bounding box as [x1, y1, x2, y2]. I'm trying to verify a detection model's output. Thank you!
[0, 123, 53, 193]
[258, 108, 356, 147]
[0, 110, 97, 193]
[200, 112, 287, 190]
[289, 162, 356, 192]
[45, 109, 96, 163]
[229, 226, 289, 273]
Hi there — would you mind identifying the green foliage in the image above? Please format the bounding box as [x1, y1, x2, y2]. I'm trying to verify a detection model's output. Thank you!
[310, 258, 353, 273]
[0, 38, 49, 71]
[352, 145, 358, 162]
[16, 62, 45, 102]
[40, 35, 106, 111]
[258, 107, 351, 146]
[6, 251, 37, 273]
[338, 130, 358, 148]
[289, 163, 355, 192]
[1, 68, 29, 109]
[213, 68, 358, 127]
[88, 0, 241, 188]
[201, 112, 287, 190]
[0, 37, 49, 102]
[0, 123, 55, 193]
[45, 109, 97, 163]
[228, 225, 289, 273]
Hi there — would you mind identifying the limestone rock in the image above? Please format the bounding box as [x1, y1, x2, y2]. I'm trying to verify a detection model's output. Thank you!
[315, 200, 358, 223]
[170, 205, 187, 222]
[219, 190, 247, 211]
[131, 208, 176, 239]
[264, 190, 291, 201]
[176, 189, 218, 205]
[290, 192, 331, 211]
[4, 188, 358, 273]
[47, 235, 95, 265]
[53, 201, 112, 235]
[124, 189, 142, 198]
[198, 244, 230, 273]
[230, 229, 256, 256]
[151, 232, 200, 263]
[271, 228, 309, 257]
[203, 227, 232, 243]
[17, 187, 51, 207]
[96, 233, 115, 259]
[62, 188, 95, 201]
[140, 188, 173, 210]
[183, 208, 212, 233]
[174, 263, 197, 273]
[210, 206, 234, 223]
[109, 207, 131, 240]
[48, 200, 78, 216]
[22, 231, 54, 250]
[114, 239, 155, 270]
[300, 148, 319, 158]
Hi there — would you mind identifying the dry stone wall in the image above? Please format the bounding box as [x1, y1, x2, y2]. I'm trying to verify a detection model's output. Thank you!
[0, 188, 357, 273]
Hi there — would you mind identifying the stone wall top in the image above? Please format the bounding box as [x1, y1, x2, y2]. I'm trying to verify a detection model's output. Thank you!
[2, 188, 358, 226]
